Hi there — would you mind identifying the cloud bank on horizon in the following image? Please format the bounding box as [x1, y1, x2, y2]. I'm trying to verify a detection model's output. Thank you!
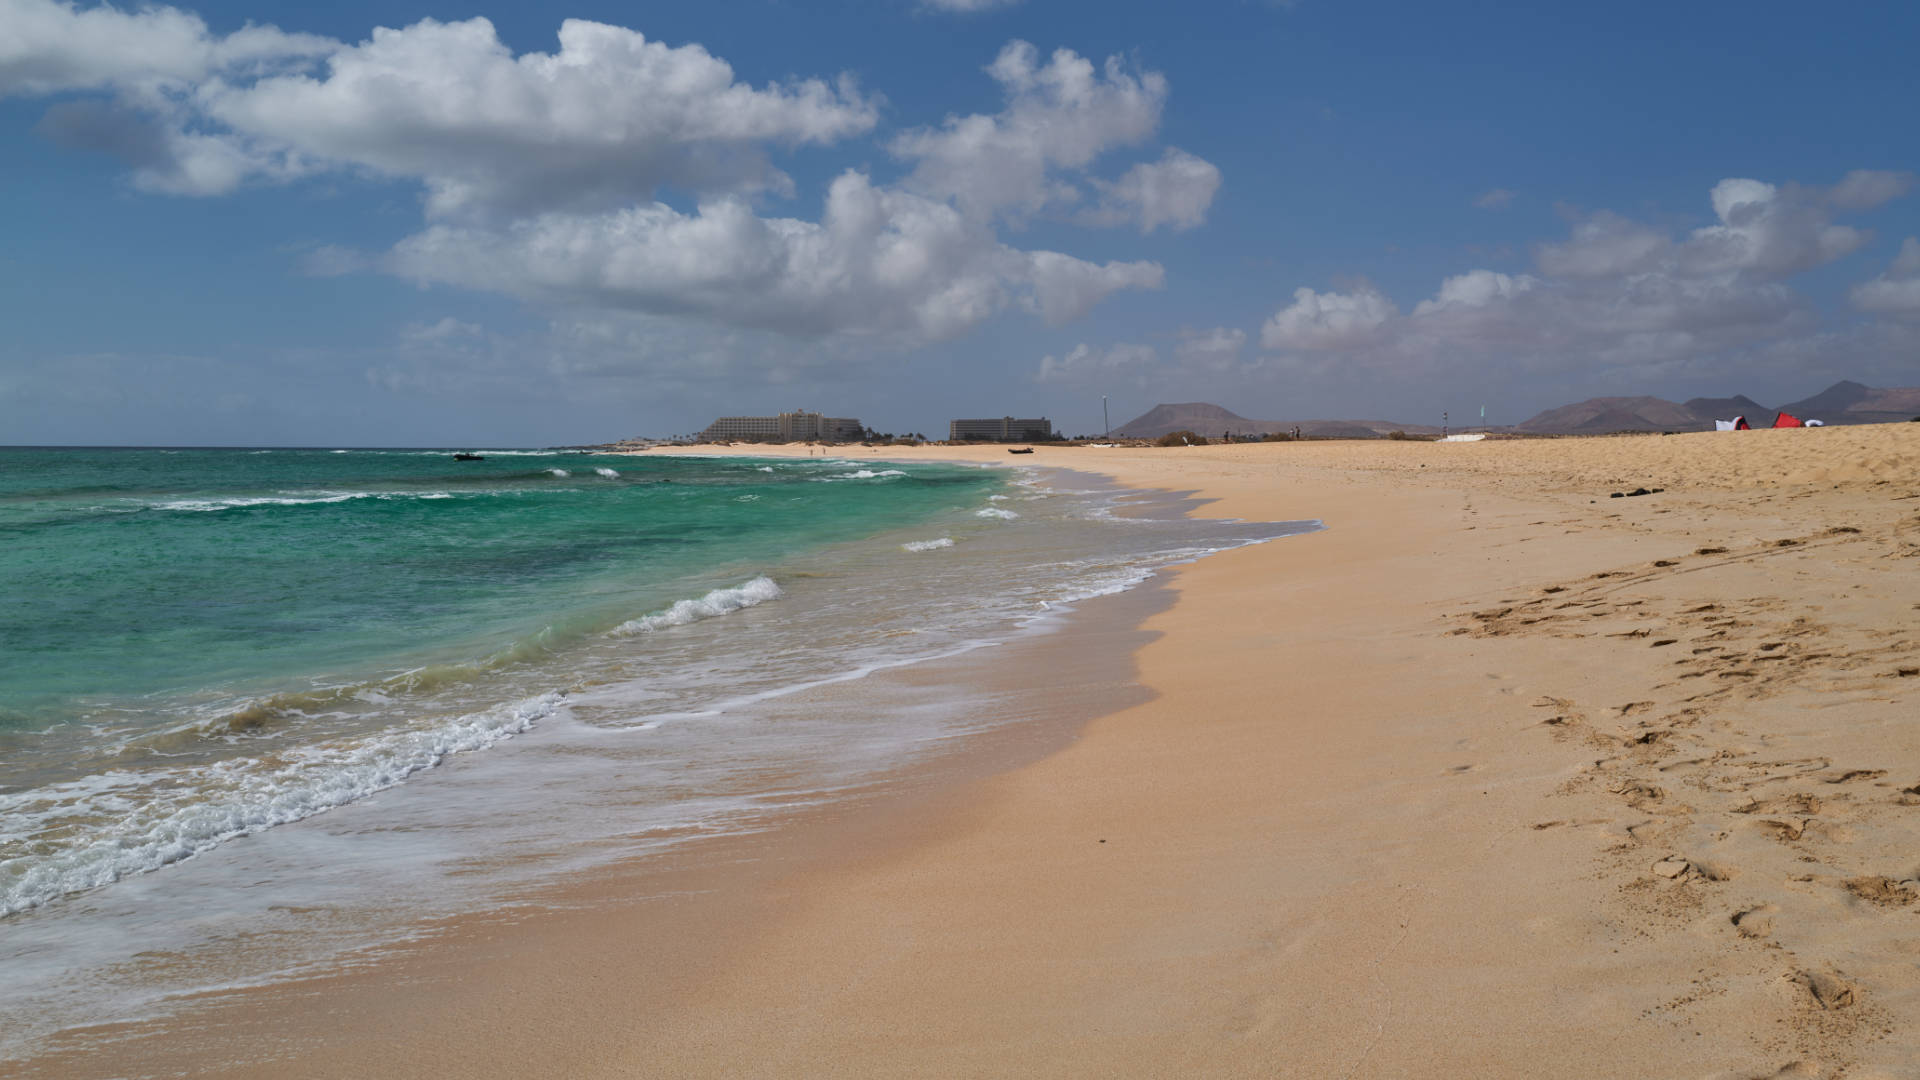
[1044, 171, 1920, 402]
[2, 0, 1917, 443]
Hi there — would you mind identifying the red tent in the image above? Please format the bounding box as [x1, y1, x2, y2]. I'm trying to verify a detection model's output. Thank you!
[1773, 411, 1805, 428]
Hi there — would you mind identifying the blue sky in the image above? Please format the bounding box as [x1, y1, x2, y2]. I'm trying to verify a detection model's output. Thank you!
[2, 0, 1916, 444]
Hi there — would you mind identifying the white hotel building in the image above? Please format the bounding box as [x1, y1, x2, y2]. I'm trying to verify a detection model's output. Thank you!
[698, 410, 865, 443]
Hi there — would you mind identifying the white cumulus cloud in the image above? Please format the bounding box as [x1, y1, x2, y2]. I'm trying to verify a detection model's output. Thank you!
[1023, 250, 1164, 325]
[1173, 326, 1246, 371]
[7, 9, 1196, 348]
[1081, 148, 1222, 233]
[891, 40, 1169, 222]
[387, 171, 1162, 343]
[1679, 177, 1869, 276]
[0, 0, 333, 97]
[1253, 171, 1915, 383]
[1036, 341, 1160, 384]
[1850, 237, 1920, 318]
[1535, 211, 1672, 278]
[196, 17, 878, 213]
[1827, 169, 1915, 211]
[1260, 284, 1398, 351]
[10, 6, 878, 208]
[1412, 270, 1538, 314]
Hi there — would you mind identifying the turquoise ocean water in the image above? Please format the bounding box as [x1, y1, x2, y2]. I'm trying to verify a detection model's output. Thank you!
[0, 448, 993, 733]
[0, 446, 1312, 1058]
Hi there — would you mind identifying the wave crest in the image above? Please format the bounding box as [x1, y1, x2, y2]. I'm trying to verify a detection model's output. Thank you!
[610, 576, 782, 635]
[0, 694, 563, 918]
[815, 469, 906, 482]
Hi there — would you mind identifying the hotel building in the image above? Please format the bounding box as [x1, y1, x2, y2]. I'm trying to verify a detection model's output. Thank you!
[698, 410, 865, 443]
[948, 416, 1056, 442]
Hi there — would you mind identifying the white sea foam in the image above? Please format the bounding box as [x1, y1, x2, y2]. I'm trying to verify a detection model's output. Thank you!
[815, 469, 907, 482]
[547, 469, 571, 478]
[149, 490, 472, 512]
[0, 693, 563, 919]
[975, 507, 1020, 520]
[902, 538, 955, 552]
[153, 493, 362, 511]
[594, 467, 619, 478]
[610, 576, 782, 635]
[757, 466, 775, 472]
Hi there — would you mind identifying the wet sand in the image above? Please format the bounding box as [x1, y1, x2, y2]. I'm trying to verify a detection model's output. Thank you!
[20, 426, 1920, 1078]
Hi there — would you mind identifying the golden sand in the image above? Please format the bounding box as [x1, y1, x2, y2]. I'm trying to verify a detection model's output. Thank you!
[25, 425, 1920, 1078]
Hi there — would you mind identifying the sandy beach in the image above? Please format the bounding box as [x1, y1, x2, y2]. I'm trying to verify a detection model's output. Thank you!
[22, 426, 1920, 1079]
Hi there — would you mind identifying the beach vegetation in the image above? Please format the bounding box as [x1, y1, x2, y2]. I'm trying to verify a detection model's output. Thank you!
[1155, 430, 1208, 447]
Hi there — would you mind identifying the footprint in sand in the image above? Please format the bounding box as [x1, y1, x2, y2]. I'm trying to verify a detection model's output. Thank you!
[1750, 818, 1807, 842]
[1613, 781, 1666, 809]
[1843, 876, 1918, 908]
[1789, 969, 1858, 1011]
[1738, 1061, 1825, 1079]
[1734, 793, 1822, 815]
[1731, 904, 1777, 938]
[1821, 769, 1887, 784]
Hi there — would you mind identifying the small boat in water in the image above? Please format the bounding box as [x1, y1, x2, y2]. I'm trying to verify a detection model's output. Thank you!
[453, 452, 485, 461]
[1007, 447, 1034, 455]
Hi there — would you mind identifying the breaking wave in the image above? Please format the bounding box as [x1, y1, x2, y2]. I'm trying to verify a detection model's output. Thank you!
[610, 576, 782, 635]
[0, 693, 564, 919]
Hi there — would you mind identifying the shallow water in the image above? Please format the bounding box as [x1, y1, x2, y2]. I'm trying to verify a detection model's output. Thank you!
[0, 448, 1314, 1057]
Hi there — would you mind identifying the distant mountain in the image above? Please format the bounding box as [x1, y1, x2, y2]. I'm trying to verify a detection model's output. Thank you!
[1514, 381, 1920, 433]
[1776, 381, 1920, 425]
[1115, 403, 1278, 439]
[1514, 396, 1704, 435]
[1681, 395, 1775, 427]
[1112, 403, 1439, 440]
[1114, 382, 1920, 442]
